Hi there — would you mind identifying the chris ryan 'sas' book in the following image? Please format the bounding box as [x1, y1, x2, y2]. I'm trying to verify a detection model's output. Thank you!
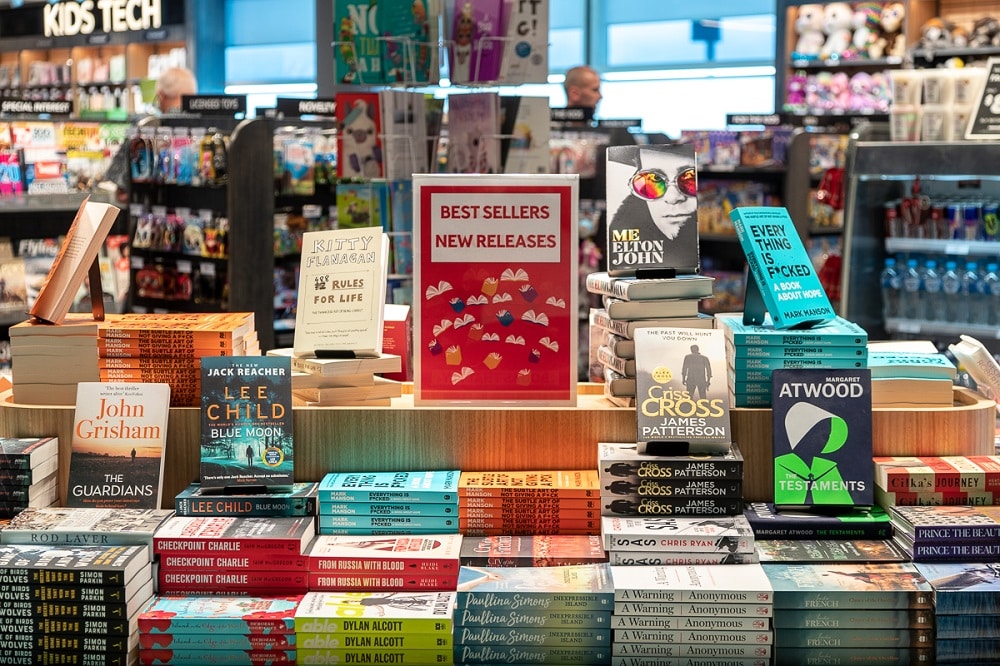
[771, 368, 873, 509]
[66, 382, 170, 510]
[634, 327, 731, 455]
[200, 355, 294, 491]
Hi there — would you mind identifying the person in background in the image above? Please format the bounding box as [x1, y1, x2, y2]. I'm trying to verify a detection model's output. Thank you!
[563, 65, 602, 113]
[154, 66, 198, 113]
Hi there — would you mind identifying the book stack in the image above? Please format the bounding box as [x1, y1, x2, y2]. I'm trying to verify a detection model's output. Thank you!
[888, 505, 1000, 562]
[295, 590, 455, 665]
[152, 516, 315, 595]
[457, 470, 602, 536]
[9, 313, 100, 405]
[610, 564, 774, 664]
[601, 514, 758, 566]
[266, 349, 403, 407]
[0, 507, 173, 556]
[173, 482, 320, 518]
[316, 470, 460, 536]
[459, 534, 608, 567]
[304, 533, 462, 592]
[915, 561, 1000, 664]
[867, 349, 958, 405]
[598, 442, 745, 520]
[0, 436, 59, 517]
[763, 563, 935, 664]
[0, 543, 154, 666]
[453, 563, 614, 665]
[97, 312, 259, 407]
[715, 313, 868, 408]
[586, 271, 715, 406]
[874, 455, 1000, 508]
[138, 595, 301, 666]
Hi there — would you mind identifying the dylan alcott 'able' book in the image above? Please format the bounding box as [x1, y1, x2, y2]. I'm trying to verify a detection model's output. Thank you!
[65, 382, 170, 511]
[199, 355, 293, 491]
[0, 507, 173, 551]
[294, 590, 456, 634]
[152, 516, 316, 555]
[763, 562, 934, 610]
[601, 515, 756, 553]
[586, 271, 715, 302]
[459, 534, 607, 567]
[292, 226, 390, 358]
[610, 563, 773, 604]
[743, 502, 892, 540]
[173, 482, 319, 517]
[138, 595, 301, 634]
[634, 327, 731, 455]
[771, 368, 874, 509]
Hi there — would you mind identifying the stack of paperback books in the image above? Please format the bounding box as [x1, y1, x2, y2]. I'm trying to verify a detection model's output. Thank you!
[915, 561, 1000, 664]
[716, 313, 868, 408]
[873, 455, 1000, 508]
[138, 595, 301, 666]
[8, 313, 101, 405]
[457, 470, 601, 536]
[0, 436, 59, 517]
[887, 505, 1000, 562]
[0, 507, 173, 556]
[763, 562, 935, 663]
[294, 590, 455, 665]
[152, 515, 315, 595]
[598, 442, 744, 519]
[459, 534, 608, 567]
[600, 514, 758, 566]
[304, 533, 462, 592]
[173, 481, 320, 518]
[610, 564, 774, 663]
[453, 563, 614, 665]
[0, 543, 154, 666]
[586, 271, 714, 407]
[266, 349, 403, 407]
[98, 312, 259, 407]
[316, 470, 460, 536]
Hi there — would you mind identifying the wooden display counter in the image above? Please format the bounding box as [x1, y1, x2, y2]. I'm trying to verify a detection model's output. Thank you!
[0, 386, 993, 508]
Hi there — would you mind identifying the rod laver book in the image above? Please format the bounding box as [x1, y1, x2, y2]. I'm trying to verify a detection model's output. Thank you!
[200, 355, 293, 491]
[293, 226, 390, 357]
[66, 382, 170, 510]
[0, 507, 172, 550]
[634, 327, 731, 455]
[771, 368, 873, 509]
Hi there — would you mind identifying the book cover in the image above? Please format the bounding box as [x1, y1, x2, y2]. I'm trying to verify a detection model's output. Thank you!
[499, 95, 551, 174]
[459, 534, 607, 567]
[606, 144, 699, 278]
[379, 0, 434, 84]
[200, 355, 294, 491]
[771, 368, 874, 509]
[634, 327, 731, 454]
[458, 470, 599, 497]
[610, 563, 773, 603]
[598, 441, 744, 480]
[756, 538, 908, 563]
[158, 549, 308, 571]
[602, 475, 742, 498]
[716, 312, 867, 347]
[380, 89, 428, 180]
[17, 236, 61, 310]
[0, 256, 27, 312]
[0, 437, 58, 469]
[318, 470, 461, 503]
[497, 0, 547, 84]
[729, 206, 835, 329]
[866, 350, 957, 380]
[601, 295, 701, 320]
[174, 482, 318, 517]
[448, 0, 505, 83]
[586, 271, 714, 302]
[152, 516, 316, 554]
[592, 308, 714, 339]
[601, 515, 756, 553]
[138, 595, 301, 634]
[455, 563, 614, 609]
[381, 303, 412, 381]
[337, 91, 384, 178]
[603, 495, 743, 517]
[65, 382, 169, 510]
[894, 531, 1000, 561]
[294, 590, 456, 634]
[0, 506, 171, 550]
[743, 502, 892, 540]
[334, 1, 384, 84]
[888, 505, 1000, 541]
[445, 92, 500, 173]
[0, 543, 149, 587]
[413, 173, 578, 405]
[267, 348, 401, 377]
[608, 550, 758, 566]
[307, 533, 462, 573]
[914, 561, 1000, 614]
[762, 563, 934, 609]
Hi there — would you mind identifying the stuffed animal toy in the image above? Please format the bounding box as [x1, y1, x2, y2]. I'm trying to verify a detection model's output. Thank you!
[871, 2, 907, 59]
[969, 17, 1000, 48]
[793, 4, 826, 59]
[848, 72, 874, 113]
[820, 2, 854, 61]
[786, 70, 808, 112]
[917, 18, 954, 52]
[851, 2, 884, 59]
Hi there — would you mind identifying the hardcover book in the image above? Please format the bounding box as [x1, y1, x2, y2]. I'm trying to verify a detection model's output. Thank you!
[586, 271, 714, 301]
[771, 368, 874, 508]
[0, 507, 172, 551]
[634, 327, 731, 455]
[267, 348, 402, 377]
[888, 505, 1000, 541]
[601, 295, 701, 320]
[610, 563, 773, 603]
[459, 534, 607, 567]
[744, 502, 892, 540]
[762, 563, 934, 609]
[592, 308, 714, 339]
[292, 226, 390, 357]
[138, 595, 301, 634]
[413, 174, 578, 405]
[455, 562, 614, 610]
[200, 355, 294, 491]
[318, 470, 461, 503]
[601, 515, 756, 553]
[174, 482, 318, 517]
[729, 206, 835, 329]
[66, 382, 170, 510]
[294, 590, 456, 634]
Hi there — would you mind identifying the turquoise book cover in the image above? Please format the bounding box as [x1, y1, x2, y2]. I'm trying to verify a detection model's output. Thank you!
[729, 206, 835, 329]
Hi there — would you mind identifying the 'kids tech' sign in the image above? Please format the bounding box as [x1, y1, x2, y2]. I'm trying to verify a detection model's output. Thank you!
[44, 0, 164, 37]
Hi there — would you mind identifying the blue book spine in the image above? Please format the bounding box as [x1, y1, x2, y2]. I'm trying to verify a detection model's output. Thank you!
[318, 502, 456, 516]
[729, 345, 867, 359]
[717, 313, 867, 347]
[936, 614, 1000, 638]
[732, 356, 865, 371]
[318, 527, 457, 536]
[317, 514, 458, 530]
[318, 470, 460, 502]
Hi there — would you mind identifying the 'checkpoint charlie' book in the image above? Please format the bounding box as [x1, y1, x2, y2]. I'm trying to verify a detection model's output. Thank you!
[771, 368, 874, 509]
[634, 327, 731, 455]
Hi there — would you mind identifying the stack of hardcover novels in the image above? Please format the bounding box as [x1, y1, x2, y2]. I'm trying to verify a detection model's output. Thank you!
[459, 534, 608, 567]
[0, 507, 173, 556]
[316, 470, 460, 536]
[0, 543, 154, 666]
[304, 533, 462, 592]
[97, 312, 259, 407]
[0, 436, 59, 518]
[763, 562, 935, 664]
[266, 348, 403, 407]
[152, 515, 315, 595]
[715, 313, 867, 408]
[173, 481, 319, 518]
[609, 564, 774, 664]
[586, 271, 715, 407]
[873, 455, 1000, 509]
[598, 441, 745, 520]
[600, 514, 758, 566]
[138, 595, 301, 666]
[915, 561, 1000, 664]
[294, 590, 455, 665]
[9, 313, 100, 405]
[453, 563, 614, 665]
[888, 505, 1000, 562]
[457, 470, 601, 536]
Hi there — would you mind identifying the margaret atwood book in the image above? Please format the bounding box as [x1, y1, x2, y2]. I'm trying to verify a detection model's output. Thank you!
[66, 382, 170, 510]
[30, 196, 120, 325]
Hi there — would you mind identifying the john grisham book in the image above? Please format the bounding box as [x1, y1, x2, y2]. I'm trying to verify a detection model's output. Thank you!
[771, 368, 873, 509]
